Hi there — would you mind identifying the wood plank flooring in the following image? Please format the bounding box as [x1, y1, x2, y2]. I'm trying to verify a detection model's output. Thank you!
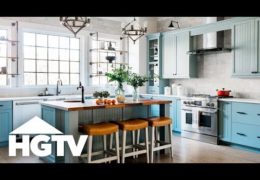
[1, 135, 260, 163]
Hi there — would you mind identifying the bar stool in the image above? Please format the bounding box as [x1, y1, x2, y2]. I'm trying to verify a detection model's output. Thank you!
[147, 117, 174, 163]
[116, 119, 149, 163]
[79, 122, 120, 163]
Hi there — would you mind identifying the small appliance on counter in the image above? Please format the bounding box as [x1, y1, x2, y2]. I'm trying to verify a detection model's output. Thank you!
[164, 86, 171, 95]
[171, 83, 177, 95]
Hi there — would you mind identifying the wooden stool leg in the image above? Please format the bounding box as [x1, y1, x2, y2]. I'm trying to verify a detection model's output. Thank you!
[115, 131, 120, 163]
[136, 129, 140, 158]
[87, 136, 93, 163]
[132, 131, 136, 159]
[169, 124, 174, 158]
[150, 126, 155, 163]
[145, 127, 149, 163]
[122, 130, 127, 163]
[103, 135, 107, 160]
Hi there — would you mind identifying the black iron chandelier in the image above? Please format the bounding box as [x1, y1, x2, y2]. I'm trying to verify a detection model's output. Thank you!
[121, 17, 147, 44]
[60, 17, 90, 37]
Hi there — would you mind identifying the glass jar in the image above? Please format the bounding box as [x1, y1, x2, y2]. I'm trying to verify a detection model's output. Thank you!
[115, 83, 125, 103]
[133, 87, 139, 101]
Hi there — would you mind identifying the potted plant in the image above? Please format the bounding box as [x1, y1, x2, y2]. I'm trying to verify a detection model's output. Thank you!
[93, 91, 110, 101]
[105, 65, 130, 103]
[127, 73, 148, 101]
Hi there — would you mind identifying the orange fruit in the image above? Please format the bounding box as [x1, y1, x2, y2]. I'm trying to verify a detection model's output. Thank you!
[95, 99, 100, 105]
[107, 100, 111, 105]
[104, 99, 107, 104]
[111, 99, 116, 105]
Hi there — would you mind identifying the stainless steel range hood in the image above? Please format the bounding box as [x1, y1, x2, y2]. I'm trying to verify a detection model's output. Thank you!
[188, 17, 232, 55]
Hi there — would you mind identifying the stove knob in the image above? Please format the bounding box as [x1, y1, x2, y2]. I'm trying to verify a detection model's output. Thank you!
[190, 101, 195, 105]
[210, 103, 215, 107]
[206, 102, 211, 106]
[183, 101, 187, 104]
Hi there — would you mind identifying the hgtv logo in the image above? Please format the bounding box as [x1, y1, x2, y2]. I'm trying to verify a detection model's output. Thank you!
[9, 116, 88, 157]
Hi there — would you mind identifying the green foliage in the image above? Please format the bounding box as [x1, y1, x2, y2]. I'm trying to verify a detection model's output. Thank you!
[105, 65, 130, 87]
[93, 91, 110, 98]
[127, 73, 149, 89]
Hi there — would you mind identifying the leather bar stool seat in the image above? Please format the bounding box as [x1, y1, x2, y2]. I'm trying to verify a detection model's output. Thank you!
[80, 122, 120, 163]
[147, 117, 174, 163]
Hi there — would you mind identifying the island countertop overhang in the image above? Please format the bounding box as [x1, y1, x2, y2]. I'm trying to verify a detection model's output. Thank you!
[40, 99, 172, 111]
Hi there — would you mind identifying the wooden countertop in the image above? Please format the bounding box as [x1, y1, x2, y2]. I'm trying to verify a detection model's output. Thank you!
[40, 98, 172, 111]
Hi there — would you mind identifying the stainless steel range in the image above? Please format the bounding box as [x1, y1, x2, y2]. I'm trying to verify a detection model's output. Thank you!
[181, 94, 218, 144]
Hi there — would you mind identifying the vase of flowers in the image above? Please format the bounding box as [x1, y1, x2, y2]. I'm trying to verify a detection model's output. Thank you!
[127, 73, 148, 101]
[105, 65, 130, 103]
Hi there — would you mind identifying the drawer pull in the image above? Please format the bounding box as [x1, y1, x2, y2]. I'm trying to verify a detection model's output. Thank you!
[0, 105, 3, 107]
[257, 136, 260, 139]
[237, 132, 246, 136]
[237, 112, 247, 115]
[257, 114, 260, 116]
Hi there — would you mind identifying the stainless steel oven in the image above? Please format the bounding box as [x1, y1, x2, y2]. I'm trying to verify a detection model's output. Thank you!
[181, 95, 218, 144]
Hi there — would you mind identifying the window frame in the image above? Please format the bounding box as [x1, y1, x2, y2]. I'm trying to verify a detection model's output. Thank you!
[20, 27, 84, 87]
[0, 24, 12, 87]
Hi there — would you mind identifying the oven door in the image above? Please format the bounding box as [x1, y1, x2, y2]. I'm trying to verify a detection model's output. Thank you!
[181, 106, 194, 132]
[197, 108, 218, 136]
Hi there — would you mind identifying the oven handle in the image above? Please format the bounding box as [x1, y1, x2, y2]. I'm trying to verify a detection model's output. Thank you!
[181, 109, 192, 111]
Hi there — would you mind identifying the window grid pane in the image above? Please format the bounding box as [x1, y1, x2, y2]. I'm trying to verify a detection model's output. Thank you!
[0, 29, 7, 86]
[23, 32, 80, 85]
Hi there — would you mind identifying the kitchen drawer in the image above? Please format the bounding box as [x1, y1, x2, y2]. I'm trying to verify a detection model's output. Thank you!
[0, 101, 12, 109]
[232, 102, 260, 126]
[232, 122, 260, 149]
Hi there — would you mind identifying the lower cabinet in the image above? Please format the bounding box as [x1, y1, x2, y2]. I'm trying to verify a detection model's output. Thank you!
[219, 101, 260, 149]
[232, 123, 260, 149]
[218, 102, 232, 142]
[141, 95, 181, 133]
[0, 101, 13, 147]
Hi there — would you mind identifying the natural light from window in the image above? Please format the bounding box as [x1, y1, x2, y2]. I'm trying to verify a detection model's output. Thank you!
[0, 29, 8, 86]
[23, 32, 80, 85]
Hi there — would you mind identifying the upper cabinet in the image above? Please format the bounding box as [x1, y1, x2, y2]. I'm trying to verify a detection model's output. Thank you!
[232, 20, 258, 76]
[161, 31, 197, 79]
[232, 18, 260, 77]
[146, 33, 169, 94]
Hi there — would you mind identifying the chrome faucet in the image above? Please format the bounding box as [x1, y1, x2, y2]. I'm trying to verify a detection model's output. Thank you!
[77, 81, 85, 103]
[56, 79, 63, 96]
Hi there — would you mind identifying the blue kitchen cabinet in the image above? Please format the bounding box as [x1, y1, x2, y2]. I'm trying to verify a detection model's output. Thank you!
[42, 106, 56, 126]
[161, 30, 197, 79]
[146, 33, 169, 94]
[0, 101, 13, 147]
[232, 19, 260, 77]
[174, 99, 181, 132]
[218, 101, 232, 142]
[229, 102, 260, 149]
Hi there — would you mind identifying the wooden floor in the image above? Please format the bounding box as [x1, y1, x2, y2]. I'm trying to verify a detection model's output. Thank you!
[1, 135, 260, 163]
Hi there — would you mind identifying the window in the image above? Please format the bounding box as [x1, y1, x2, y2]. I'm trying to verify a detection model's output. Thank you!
[0, 29, 8, 86]
[23, 32, 80, 85]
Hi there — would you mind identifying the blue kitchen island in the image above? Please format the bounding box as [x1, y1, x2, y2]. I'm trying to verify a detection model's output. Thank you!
[40, 98, 171, 163]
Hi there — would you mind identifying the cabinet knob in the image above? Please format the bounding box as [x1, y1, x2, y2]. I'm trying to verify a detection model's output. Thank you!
[251, 71, 258, 74]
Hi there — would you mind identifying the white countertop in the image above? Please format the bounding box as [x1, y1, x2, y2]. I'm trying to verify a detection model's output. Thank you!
[218, 98, 260, 104]
[141, 93, 184, 99]
[2, 93, 260, 104]
[0, 94, 93, 101]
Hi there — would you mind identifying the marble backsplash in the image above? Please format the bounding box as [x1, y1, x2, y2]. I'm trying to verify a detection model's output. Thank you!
[170, 52, 260, 99]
